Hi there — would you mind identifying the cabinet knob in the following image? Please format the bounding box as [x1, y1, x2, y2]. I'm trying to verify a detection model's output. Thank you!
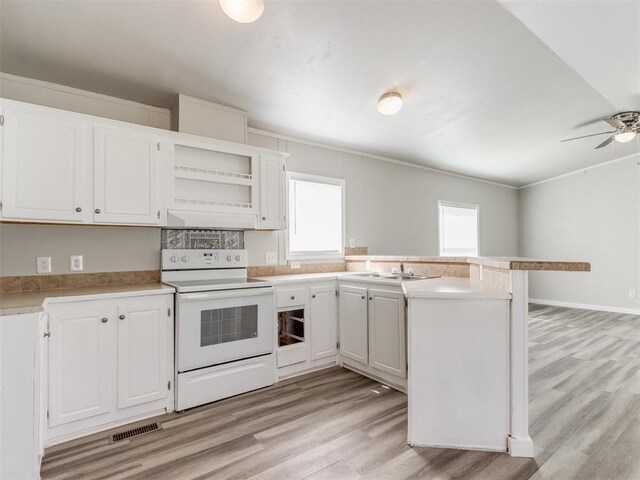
[95, 208, 101, 214]
[262, 216, 266, 220]
[369, 297, 372, 300]
[290, 296, 295, 300]
[312, 294, 316, 298]
[119, 314, 126, 320]
[361, 295, 365, 299]
[43, 331, 51, 338]
[101, 317, 108, 323]
[75, 207, 82, 212]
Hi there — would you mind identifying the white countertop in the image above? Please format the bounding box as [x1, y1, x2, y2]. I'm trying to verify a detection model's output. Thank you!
[402, 277, 512, 300]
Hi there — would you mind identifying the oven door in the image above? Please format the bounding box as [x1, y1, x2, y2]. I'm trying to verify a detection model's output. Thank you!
[176, 288, 274, 372]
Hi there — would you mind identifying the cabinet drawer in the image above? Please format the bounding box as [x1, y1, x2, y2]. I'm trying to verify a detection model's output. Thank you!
[277, 343, 308, 368]
[277, 288, 309, 308]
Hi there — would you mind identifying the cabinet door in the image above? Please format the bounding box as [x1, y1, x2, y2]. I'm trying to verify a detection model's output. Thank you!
[1, 107, 90, 222]
[258, 153, 285, 229]
[116, 297, 169, 409]
[369, 289, 406, 378]
[48, 306, 114, 427]
[339, 285, 368, 364]
[93, 127, 159, 224]
[310, 286, 338, 360]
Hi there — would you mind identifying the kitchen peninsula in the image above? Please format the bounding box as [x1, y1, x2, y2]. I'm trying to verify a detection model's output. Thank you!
[345, 255, 590, 457]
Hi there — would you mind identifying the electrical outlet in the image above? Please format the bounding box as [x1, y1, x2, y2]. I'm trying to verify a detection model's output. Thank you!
[365, 260, 372, 271]
[349, 238, 355, 248]
[70, 255, 84, 272]
[265, 252, 277, 265]
[629, 289, 636, 298]
[290, 261, 301, 270]
[36, 256, 51, 274]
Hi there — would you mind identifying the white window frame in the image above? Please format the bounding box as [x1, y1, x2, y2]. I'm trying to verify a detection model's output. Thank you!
[286, 172, 346, 262]
[438, 200, 480, 257]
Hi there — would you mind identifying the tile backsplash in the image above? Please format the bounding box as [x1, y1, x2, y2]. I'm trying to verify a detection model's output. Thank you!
[161, 229, 244, 250]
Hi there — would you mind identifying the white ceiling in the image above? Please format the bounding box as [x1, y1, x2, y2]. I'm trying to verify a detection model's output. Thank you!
[0, 0, 638, 186]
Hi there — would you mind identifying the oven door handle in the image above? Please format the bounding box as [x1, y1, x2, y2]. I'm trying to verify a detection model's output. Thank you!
[178, 287, 274, 302]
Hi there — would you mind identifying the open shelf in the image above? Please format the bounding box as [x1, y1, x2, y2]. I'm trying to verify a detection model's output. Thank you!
[278, 309, 305, 347]
[174, 165, 253, 186]
[174, 197, 253, 209]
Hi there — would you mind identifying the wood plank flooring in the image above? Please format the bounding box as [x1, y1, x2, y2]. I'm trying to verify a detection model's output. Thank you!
[41, 304, 640, 480]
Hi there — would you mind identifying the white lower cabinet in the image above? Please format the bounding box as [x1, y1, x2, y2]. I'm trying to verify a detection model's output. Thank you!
[45, 294, 173, 445]
[276, 281, 338, 378]
[48, 306, 113, 427]
[0, 313, 42, 480]
[309, 285, 338, 360]
[338, 285, 368, 364]
[116, 299, 168, 409]
[339, 281, 407, 389]
[368, 289, 406, 378]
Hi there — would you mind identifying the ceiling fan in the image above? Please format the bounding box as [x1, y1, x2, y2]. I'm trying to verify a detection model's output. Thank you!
[561, 111, 640, 149]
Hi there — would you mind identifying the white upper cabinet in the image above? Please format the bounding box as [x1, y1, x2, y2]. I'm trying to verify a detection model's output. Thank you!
[0, 105, 90, 222]
[309, 285, 338, 360]
[48, 305, 114, 427]
[339, 285, 369, 365]
[258, 153, 286, 230]
[93, 127, 159, 224]
[368, 289, 406, 378]
[0, 99, 287, 229]
[116, 297, 169, 409]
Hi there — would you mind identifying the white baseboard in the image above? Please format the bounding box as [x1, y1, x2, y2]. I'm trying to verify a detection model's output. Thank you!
[530, 298, 640, 316]
[508, 435, 534, 458]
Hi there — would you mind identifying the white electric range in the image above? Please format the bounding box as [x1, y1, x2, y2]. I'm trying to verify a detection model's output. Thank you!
[162, 249, 276, 411]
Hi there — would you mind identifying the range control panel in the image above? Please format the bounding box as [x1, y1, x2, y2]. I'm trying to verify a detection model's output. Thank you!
[161, 249, 248, 270]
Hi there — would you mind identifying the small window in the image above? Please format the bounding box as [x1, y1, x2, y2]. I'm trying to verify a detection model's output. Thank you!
[438, 201, 479, 257]
[287, 173, 344, 259]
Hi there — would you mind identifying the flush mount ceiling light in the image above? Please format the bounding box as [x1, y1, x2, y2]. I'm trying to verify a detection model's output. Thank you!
[219, 0, 264, 23]
[377, 92, 403, 116]
[614, 131, 636, 143]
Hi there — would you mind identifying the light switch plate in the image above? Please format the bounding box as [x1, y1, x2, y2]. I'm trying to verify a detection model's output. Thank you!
[70, 255, 84, 272]
[37, 256, 51, 274]
[629, 289, 636, 298]
[349, 238, 355, 248]
[265, 252, 277, 265]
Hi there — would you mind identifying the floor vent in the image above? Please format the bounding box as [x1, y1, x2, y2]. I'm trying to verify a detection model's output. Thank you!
[110, 422, 162, 443]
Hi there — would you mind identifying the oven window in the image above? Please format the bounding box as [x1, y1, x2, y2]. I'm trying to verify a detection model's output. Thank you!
[200, 305, 258, 347]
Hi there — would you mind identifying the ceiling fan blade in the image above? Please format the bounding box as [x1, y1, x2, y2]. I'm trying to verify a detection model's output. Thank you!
[561, 130, 616, 142]
[604, 117, 626, 129]
[595, 136, 615, 149]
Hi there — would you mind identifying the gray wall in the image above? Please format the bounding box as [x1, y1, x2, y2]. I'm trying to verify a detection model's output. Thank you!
[519, 154, 640, 312]
[0, 225, 160, 276]
[246, 131, 519, 266]
[0, 74, 520, 275]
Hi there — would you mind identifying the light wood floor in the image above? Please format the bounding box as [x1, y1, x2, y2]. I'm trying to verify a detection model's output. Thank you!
[41, 304, 640, 480]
